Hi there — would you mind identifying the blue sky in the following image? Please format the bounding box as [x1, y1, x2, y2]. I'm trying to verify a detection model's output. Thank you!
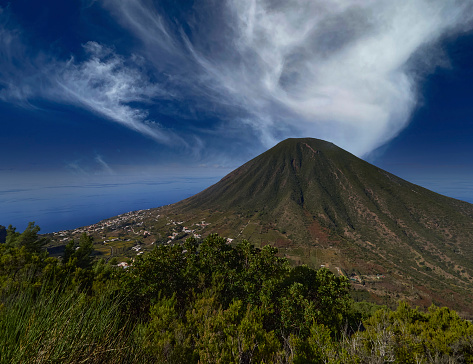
[1, 0, 473, 232]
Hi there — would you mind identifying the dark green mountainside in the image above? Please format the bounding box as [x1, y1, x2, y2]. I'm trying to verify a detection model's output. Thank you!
[162, 138, 473, 313]
[49, 138, 473, 315]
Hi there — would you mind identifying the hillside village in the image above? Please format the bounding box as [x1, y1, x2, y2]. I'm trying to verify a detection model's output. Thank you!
[47, 208, 214, 262]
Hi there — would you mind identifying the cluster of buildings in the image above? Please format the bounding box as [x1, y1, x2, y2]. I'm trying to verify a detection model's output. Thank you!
[49, 209, 221, 269]
[51, 209, 158, 241]
[164, 220, 210, 244]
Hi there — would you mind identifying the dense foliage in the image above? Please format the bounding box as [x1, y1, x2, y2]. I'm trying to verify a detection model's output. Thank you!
[0, 224, 472, 363]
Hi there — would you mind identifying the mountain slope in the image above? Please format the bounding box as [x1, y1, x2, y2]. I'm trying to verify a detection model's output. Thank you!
[162, 138, 473, 314]
[174, 138, 473, 249]
[50, 138, 473, 315]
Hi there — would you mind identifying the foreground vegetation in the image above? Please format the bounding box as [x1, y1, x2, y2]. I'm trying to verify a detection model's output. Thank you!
[1, 223, 472, 363]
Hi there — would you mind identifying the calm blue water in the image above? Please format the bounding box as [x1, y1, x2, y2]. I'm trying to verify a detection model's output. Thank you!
[0, 174, 225, 233]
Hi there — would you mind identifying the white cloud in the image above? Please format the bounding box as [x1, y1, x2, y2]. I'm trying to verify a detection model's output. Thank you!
[2, 1, 473, 157]
[0, 9, 184, 147]
[94, 154, 114, 175]
[52, 41, 181, 146]
[104, 0, 473, 156]
[219, 0, 473, 155]
[0, 9, 39, 106]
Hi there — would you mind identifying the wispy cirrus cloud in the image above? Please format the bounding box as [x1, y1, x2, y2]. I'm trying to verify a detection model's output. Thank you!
[51, 41, 181, 145]
[65, 154, 115, 177]
[103, 0, 473, 156]
[0, 8, 183, 147]
[94, 154, 115, 175]
[0, 7, 42, 106]
[1, 1, 473, 158]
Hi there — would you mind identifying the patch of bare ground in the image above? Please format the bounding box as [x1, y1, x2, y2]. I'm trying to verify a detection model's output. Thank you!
[284, 254, 303, 265]
[348, 193, 402, 245]
[302, 142, 319, 156]
[420, 287, 473, 317]
[351, 261, 389, 276]
[307, 218, 331, 246]
[272, 238, 292, 249]
[363, 188, 394, 219]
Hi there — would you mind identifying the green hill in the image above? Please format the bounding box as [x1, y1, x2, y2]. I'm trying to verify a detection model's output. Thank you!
[162, 138, 473, 314]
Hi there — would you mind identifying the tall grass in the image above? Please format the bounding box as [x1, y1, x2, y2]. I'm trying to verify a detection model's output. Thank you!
[0, 285, 147, 363]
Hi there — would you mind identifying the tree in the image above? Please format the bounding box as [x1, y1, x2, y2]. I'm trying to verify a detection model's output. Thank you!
[63, 233, 94, 269]
[5, 222, 48, 253]
[62, 233, 95, 291]
[0, 225, 6, 244]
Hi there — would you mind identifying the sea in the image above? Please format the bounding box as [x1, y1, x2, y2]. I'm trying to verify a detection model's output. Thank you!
[0, 172, 226, 234]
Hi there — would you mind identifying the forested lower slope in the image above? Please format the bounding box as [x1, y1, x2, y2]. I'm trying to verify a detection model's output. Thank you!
[1, 223, 473, 363]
